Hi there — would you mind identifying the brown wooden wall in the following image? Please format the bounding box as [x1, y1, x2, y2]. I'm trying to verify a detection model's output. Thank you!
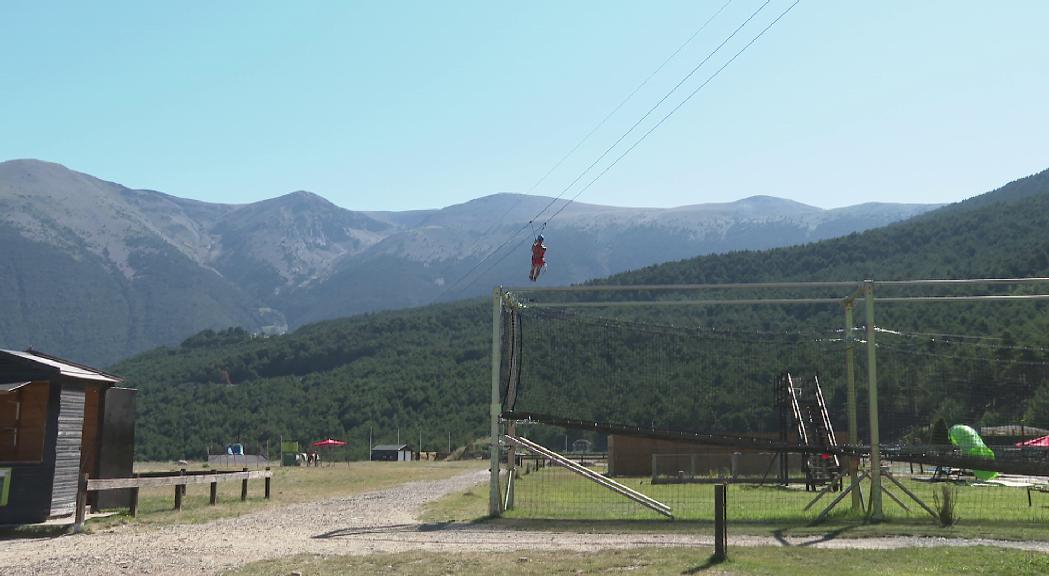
[608, 433, 781, 477]
[0, 381, 49, 462]
[79, 384, 102, 479]
[0, 376, 60, 524]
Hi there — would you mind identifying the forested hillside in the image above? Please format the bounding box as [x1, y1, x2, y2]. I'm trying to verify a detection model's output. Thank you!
[115, 167, 1049, 460]
[115, 302, 490, 460]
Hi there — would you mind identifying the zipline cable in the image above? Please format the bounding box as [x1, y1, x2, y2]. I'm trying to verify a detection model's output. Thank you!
[440, 0, 774, 297]
[473, 0, 737, 243]
[454, 0, 802, 294]
[543, 0, 803, 226]
[521, 0, 773, 233]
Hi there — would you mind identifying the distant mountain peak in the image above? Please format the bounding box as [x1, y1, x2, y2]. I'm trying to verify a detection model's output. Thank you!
[0, 158, 64, 169]
[733, 195, 813, 207]
[258, 189, 337, 209]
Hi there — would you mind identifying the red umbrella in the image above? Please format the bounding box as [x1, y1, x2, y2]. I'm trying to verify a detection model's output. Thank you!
[311, 438, 347, 447]
[1016, 435, 1049, 448]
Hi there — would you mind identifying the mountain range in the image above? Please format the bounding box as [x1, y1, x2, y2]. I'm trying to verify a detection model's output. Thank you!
[111, 164, 1049, 460]
[0, 159, 940, 365]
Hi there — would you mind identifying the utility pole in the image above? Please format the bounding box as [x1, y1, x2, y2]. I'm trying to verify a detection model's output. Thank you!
[844, 301, 860, 513]
[865, 280, 883, 520]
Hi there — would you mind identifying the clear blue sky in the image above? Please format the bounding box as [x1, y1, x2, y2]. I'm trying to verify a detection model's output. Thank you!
[2, 1, 1047, 211]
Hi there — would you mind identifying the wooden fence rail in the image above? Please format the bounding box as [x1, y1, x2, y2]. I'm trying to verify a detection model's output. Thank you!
[73, 467, 273, 533]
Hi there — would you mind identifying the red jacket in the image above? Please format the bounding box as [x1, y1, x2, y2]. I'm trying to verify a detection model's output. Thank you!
[531, 241, 546, 264]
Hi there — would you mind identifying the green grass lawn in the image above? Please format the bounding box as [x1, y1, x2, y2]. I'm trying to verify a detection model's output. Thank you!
[422, 466, 1049, 541]
[506, 467, 1049, 523]
[230, 546, 1049, 576]
[85, 460, 484, 530]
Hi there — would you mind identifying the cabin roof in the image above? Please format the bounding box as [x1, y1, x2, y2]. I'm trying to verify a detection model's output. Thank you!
[0, 349, 122, 384]
[371, 444, 410, 451]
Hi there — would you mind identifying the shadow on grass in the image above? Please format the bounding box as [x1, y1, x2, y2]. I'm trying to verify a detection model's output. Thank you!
[313, 521, 455, 539]
[773, 524, 856, 546]
[487, 516, 802, 534]
[682, 554, 726, 574]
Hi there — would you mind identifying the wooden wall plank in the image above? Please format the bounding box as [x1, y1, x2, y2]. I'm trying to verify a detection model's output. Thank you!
[49, 383, 84, 517]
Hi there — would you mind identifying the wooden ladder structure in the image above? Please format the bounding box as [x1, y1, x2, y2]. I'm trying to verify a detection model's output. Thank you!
[503, 434, 673, 519]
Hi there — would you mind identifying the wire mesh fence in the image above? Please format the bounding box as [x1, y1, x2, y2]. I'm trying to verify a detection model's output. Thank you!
[505, 450, 1049, 524]
[498, 284, 1049, 526]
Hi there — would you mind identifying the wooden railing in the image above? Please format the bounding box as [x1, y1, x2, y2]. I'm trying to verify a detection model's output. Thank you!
[73, 467, 273, 532]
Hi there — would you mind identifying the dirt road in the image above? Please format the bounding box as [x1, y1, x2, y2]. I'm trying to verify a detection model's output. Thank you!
[2, 469, 1047, 575]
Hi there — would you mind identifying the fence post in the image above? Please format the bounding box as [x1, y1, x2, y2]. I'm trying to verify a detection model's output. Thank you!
[713, 483, 727, 562]
[73, 473, 89, 533]
[129, 473, 140, 517]
[174, 482, 183, 511]
[241, 467, 249, 501]
[264, 467, 271, 499]
[210, 479, 218, 505]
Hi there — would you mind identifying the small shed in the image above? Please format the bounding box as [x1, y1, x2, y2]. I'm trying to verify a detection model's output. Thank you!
[370, 443, 413, 462]
[0, 349, 135, 524]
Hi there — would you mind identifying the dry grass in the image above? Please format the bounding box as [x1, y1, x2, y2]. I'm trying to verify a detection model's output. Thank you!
[87, 460, 484, 530]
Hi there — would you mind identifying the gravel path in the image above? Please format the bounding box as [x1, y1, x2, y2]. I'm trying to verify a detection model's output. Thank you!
[2, 469, 1048, 575]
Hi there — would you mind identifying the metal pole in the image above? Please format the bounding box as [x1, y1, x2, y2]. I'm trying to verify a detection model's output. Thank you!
[489, 287, 503, 516]
[864, 280, 883, 520]
[844, 301, 860, 513]
[505, 421, 516, 509]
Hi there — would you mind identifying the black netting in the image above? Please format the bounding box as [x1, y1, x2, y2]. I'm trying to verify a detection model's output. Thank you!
[504, 306, 845, 439]
[873, 329, 1049, 448]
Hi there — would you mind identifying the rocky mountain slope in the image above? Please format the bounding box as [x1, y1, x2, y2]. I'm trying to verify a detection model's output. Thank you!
[0, 159, 939, 364]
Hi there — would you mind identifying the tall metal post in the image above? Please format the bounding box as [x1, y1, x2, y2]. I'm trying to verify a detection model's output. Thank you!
[489, 287, 503, 516]
[864, 280, 883, 520]
[844, 301, 860, 512]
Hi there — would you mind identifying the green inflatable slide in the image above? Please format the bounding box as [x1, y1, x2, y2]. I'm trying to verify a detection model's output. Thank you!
[948, 424, 998, 481]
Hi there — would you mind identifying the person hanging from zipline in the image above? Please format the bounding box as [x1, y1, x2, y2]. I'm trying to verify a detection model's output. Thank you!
[529, 234, 547, 282]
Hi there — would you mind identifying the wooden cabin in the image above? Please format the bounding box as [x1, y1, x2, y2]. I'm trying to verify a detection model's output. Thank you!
[370, 443, 413, 461]
[0, 349, 135, 524]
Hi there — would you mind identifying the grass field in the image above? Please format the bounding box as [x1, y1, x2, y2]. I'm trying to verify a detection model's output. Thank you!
[423, 465, 1049, 541]
[230, 546, 1049, 575]
[85, 460, 483, 530]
